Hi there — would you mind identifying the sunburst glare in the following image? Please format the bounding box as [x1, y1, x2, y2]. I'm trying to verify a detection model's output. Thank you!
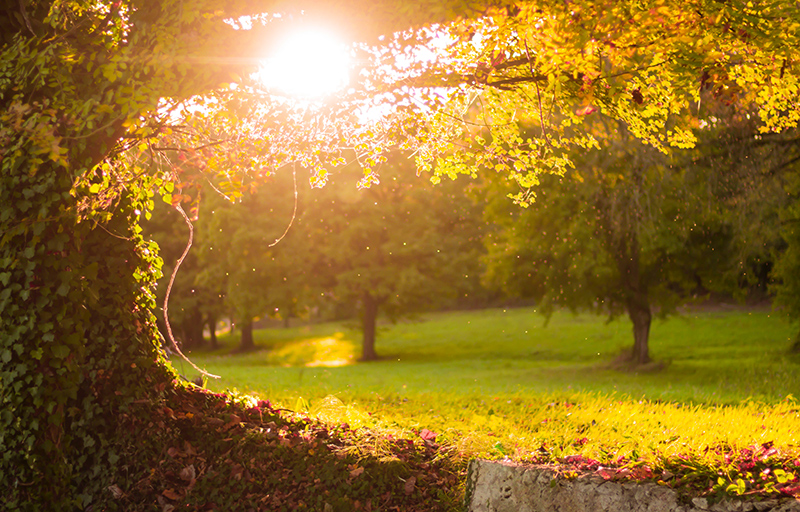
[256, 27, 351, 98]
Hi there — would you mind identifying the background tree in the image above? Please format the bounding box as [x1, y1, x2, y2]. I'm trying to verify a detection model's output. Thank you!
[195, 170, 317, 351]
[773, 191, 800, 352]
[765, 137, 800, 350]
[306, 159, 485, 361]
[683, 111, 797, 304]
[482, 116, 753, 365]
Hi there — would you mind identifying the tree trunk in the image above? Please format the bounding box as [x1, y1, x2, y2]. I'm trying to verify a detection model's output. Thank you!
[207, 314, 218, 349]
[180, 307, 205, 349]
[627, 295, 652, 365]
[1, 155, 172, 502]
[360, 294, 380, 361]
[239, 318, 255, 352]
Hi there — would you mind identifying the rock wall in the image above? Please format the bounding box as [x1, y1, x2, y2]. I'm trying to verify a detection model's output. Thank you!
[465, 459, 800, 512]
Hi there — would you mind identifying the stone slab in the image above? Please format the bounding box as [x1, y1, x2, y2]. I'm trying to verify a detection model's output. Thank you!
[465, 459, 800, 512]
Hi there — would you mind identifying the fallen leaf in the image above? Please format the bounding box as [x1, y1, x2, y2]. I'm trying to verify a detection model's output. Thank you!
[206, 417, 224, 427]
[404, 476, 416, 495]
[107, 484, 123, 499]
[224, 414, 243, 431]
[179, 464, 196, 482]
[596, 468, 614, 480]
[183, 441, 196, 456]
[419, 429, 437, 441]
[230, 463, 244, 480]
[350, 467, 365, 478]
[162, 488, 182, 500]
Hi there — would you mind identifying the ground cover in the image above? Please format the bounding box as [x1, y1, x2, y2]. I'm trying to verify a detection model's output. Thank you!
[175, 307, 800, 503]
[99, 382, 463, 511]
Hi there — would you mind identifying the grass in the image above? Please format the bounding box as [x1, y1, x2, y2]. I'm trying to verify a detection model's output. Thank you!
[173, 307, 800, 500]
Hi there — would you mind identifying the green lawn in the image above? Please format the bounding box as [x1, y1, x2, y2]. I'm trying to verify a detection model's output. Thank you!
[173, 307, 800, 497]
[179, 307, 797, 405]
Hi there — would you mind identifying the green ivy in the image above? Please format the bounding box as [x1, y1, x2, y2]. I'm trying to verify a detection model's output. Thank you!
[0, 109, 177, 510]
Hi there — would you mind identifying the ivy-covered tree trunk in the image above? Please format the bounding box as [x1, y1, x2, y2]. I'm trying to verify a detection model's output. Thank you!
[0, 5, 236, 508]
[361, 293, 380, 361]
[0, 152, 174, 508]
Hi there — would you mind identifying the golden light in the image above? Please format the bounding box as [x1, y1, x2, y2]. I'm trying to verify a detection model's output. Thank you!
[257, 27, 351, 98]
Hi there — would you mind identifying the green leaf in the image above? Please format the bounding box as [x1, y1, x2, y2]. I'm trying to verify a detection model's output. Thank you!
[774, 469, 792, 484]
[56, 282, 69, 296]
[51, 345, 70, 359]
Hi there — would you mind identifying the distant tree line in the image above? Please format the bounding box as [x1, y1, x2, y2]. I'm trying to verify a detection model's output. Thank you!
[145, 157, 491, 360]
[147, 113, 800, 363]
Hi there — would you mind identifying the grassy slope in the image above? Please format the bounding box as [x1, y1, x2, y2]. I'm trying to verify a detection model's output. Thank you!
[175, 307, 800, 501]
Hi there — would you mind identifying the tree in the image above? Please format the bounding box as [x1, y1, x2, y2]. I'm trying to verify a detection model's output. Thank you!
[2, 0, 800, 508]
[194, 171, 317, 351]
[305, 159, 485, 361]
[0, 3, 251, 506]
[767, 141, 800, 350]
[482, 115, 777, 365]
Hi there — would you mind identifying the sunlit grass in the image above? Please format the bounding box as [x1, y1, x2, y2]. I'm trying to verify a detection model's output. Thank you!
[174, 307, 800, 495]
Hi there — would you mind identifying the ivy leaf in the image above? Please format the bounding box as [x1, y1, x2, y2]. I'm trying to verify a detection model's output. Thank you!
[51, 345, 70, 359]
[56, 282, 69, 296]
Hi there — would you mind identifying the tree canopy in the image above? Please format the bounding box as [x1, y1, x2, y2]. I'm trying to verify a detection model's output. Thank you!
[482, 111, 788, 364]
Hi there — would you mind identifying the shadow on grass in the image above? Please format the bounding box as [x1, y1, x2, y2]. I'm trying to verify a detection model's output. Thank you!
[111, 385, 464, 511]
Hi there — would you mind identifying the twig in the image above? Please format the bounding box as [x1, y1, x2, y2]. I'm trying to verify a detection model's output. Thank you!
[163, 203, 220, 379]
[269, 163, 298, 247]
[524, 40, 552, 147]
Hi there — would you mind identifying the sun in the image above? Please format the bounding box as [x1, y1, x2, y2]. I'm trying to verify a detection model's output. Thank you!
[257, 27, 351, 98]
